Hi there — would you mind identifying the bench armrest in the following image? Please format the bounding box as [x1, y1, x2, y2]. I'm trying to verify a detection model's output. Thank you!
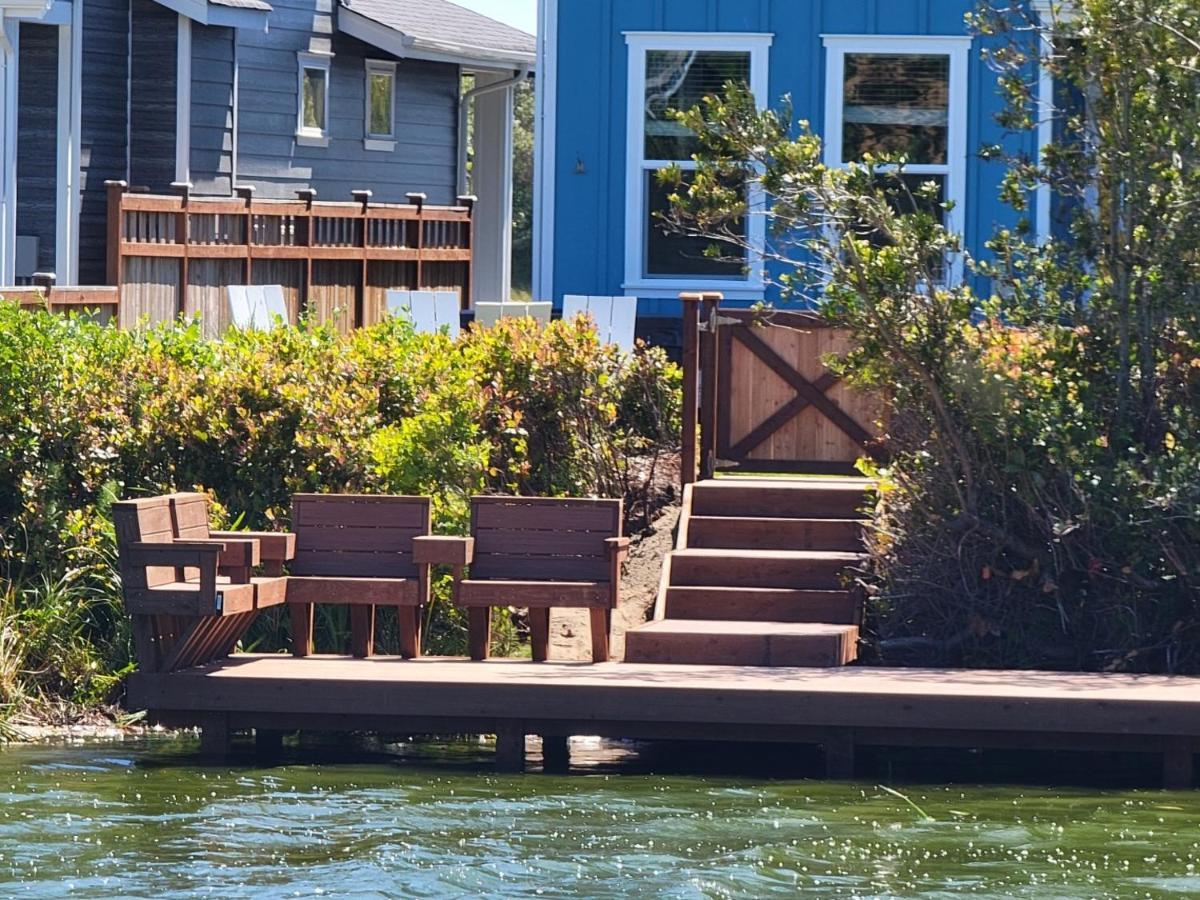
[605, 537, 631, 560]
[413, 535, 474, 567]
[127, 541, 223, 568]
[186, 536, 261, 571]
[210, 530, 296, 563]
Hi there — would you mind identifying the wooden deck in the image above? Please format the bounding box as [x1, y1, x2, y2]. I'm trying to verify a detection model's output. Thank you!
[128, 656, 1200, 786]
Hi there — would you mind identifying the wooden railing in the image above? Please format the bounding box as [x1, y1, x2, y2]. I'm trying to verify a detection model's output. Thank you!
[107, 181, 475, 334]
[3, 284, 120, 322]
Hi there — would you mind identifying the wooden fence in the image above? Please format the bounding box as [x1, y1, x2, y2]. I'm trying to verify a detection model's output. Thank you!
[106, 181, 474, 335]
[4, 284, 120, 322]
[680, 292, 886, 484]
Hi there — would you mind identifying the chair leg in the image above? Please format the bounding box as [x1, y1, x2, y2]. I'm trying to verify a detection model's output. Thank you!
[589, 608, 612, 663]
[468, 607, 491, 660]
[398, 606, 422, 659]
[289, 603, 314, 657]
[529, 608, 551, 662]
[350, 605, 375, 658]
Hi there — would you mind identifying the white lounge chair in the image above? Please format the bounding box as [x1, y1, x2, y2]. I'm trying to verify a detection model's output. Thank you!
[227, 284, 290, 331]
[474, 301, 553, 328]
[387, 290, 461, 337]
[562, 295, 638, 352]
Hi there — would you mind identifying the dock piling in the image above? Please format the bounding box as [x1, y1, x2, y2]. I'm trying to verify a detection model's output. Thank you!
[495, 727, 527, 773]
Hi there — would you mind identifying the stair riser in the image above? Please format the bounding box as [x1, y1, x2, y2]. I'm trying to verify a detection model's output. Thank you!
[690, 486, 867, 520]
[665, 588, 859, 624]
[670, 555, 854, 590]
[687, 517, 863, 552]
[624, 631, 858, 667]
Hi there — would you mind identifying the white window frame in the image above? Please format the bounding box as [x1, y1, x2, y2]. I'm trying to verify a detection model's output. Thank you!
[364, 58, 396, 152]
[822, 35, 972, 286]
[296, 51, 333, 147]
[623, 32, 773, 301]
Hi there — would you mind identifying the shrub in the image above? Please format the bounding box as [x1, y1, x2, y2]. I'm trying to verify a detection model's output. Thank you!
[0, 304, 680, 713]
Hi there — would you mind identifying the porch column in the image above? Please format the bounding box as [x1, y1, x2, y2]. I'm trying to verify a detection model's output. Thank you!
[0, 17, 18, 284]
[470, 72, 515, 305]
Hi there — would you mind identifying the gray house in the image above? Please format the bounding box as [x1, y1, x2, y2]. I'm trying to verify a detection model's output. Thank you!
[0, 0, 534, 303]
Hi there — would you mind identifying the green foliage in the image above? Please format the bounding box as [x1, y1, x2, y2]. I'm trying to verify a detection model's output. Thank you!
[0, 304, 680, 715]
[668, 1, 1200, 672]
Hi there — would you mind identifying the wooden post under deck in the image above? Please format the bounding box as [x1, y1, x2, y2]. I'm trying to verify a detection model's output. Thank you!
[541, 735, 570, 774]
[199, 711, 231, 759]
[495, 726, 526, 773]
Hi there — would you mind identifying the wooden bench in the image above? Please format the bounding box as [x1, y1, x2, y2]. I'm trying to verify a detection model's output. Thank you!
[286, 494, 434, 659]
[114, 494, 291, 673]
[445, 497, 629, 663]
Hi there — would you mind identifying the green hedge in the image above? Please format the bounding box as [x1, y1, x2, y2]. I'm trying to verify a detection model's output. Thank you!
[0, 302, 681, 710]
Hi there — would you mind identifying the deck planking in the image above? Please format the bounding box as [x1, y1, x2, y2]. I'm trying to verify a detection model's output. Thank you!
[129, 656, 1200, 785]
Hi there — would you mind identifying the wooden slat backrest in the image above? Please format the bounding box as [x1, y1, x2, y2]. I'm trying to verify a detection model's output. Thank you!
[469, 497, 622, 582]
[290, 494, 432, 578]
[112, 496, 177, 589]
[169, 492, 212, 540]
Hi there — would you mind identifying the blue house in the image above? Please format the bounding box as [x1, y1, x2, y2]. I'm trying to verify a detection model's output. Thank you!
[532, 0, 1052, 340]
[0, 0, 534, 304]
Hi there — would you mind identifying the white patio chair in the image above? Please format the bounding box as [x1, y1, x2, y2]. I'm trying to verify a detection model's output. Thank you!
[475, 301, 554, 328]
[227, 284, 290, 331]
[563, 295, 638, 353]
[387, 289, 461, 337]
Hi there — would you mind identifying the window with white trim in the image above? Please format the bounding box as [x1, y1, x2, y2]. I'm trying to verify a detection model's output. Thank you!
[624, 33, 772, 298]
[365, 59, 396, 150]
[823, 36, 971, 284]
[297, 52, 332, 146]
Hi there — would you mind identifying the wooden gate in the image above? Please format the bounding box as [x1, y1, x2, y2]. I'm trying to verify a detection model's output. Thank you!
[681, 293, 885, 483]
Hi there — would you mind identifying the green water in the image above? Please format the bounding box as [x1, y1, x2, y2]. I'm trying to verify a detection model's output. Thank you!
[1, 737, 1198, 898]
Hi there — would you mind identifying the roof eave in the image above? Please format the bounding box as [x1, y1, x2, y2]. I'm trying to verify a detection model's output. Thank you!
[151, 0, 271, 31]
[340, 6, 536, 72]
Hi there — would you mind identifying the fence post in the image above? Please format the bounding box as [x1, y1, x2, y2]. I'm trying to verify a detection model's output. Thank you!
[679, 293, 702, 489]
[104, 180, 128, 296]
[698, 292, 723, 480]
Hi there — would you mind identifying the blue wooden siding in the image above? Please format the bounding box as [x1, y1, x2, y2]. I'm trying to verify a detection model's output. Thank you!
[191, 24, 236, 195]
[234, 0, 460, 205]
[79, 0, 131, 285]
[550, 0, 1039, 318]
[15, 23, 58, 274]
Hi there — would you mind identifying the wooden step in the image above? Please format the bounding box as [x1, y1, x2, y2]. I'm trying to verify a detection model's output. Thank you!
[624, 620, 859, 666]
[690, 479, 870, 520]
[664, 586, 860, 624]
[686, 516, 864, 552]
[667, 548, 863, 590]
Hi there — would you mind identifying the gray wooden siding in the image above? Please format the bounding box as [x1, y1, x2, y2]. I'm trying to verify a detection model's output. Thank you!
[16, 23, 59, 274]
[129, 0, 178, 192]
[79, 0, 131, 285]
[235, 0, 460, 204]
[190, 23, 235, 195]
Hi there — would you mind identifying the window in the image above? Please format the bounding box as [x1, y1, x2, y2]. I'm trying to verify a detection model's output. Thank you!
[365, 59, 397, 151]
[297, 52, 332, 146]
[624, 33, 772, 299]
[823, 36, 970, 284]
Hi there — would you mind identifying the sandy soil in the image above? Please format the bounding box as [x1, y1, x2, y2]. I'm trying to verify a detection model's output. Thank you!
[549, 502, 679, 661]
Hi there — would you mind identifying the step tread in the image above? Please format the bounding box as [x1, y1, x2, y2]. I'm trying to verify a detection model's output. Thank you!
[664, 586, 860, 624]
[698, 478, 874, 490]
[671, 548, 865, 561]
[635, 620, 855, 637]
[689, 515, 867, 524]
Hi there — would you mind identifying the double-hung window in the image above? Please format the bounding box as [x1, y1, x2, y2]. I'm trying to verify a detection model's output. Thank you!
[297, 52, 333, 147]
[365, 59, 397, 151]
[822, 36, 970, 284]
[624, 33, 772, 299]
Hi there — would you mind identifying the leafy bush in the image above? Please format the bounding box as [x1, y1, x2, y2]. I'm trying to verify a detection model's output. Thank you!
[0, 305, 680, 712]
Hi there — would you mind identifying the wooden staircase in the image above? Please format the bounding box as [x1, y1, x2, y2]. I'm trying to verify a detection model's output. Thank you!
[624, 478, 871, 667]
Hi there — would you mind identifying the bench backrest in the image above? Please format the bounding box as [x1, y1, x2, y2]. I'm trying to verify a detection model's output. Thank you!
[112, 495, 179, 590]
[469, 496, 623, 583]
[474, 301, 553, 328]
[290, 494, 432, 579]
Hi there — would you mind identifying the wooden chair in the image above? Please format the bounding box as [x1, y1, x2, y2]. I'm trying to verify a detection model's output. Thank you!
[387, 290, 461, 337]
[562, 295, 638, 352]
[285, 494, 434, 658]
[114, 495, 286, 673]
[447, 497, 629, 663]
